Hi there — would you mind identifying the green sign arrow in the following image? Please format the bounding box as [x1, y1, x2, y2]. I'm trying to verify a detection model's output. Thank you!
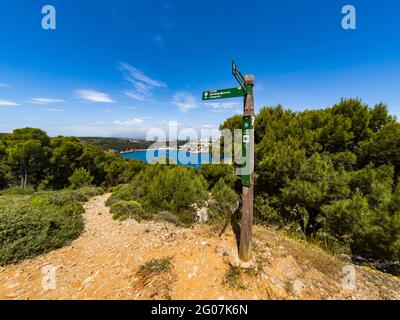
[202, 87, 245, 100]
[232, 60, 245, 88]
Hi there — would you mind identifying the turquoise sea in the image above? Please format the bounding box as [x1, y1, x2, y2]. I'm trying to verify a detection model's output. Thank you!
[120, 149, 217, 169]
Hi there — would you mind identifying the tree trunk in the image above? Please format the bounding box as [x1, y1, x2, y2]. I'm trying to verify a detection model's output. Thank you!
[24, 171, 28, 188]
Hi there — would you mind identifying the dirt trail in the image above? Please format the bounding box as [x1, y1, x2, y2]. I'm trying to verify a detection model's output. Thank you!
[1, 194, 400, 300]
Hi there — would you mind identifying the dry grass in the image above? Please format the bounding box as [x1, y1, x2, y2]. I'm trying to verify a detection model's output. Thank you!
[222, 265, 246, 289]
[137, 256, 173, 276]
[254, 226, 343, 279]
[134, 256, 176, 299]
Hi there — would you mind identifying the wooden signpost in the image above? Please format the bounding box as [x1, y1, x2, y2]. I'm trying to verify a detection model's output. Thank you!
[202, 60, 255, 262]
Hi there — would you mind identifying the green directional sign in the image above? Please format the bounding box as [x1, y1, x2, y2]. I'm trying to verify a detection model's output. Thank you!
[232, 60, 245, 88]
[202, 87, 245, 101]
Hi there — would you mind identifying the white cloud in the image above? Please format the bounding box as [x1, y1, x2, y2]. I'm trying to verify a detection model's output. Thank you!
[42, 108, 64, 112]
[0, 83, 10, 88]
[124, 91, 145, 101]
[205, 102, 241, 109]
[120, 63, 166, 88]
[74, 89, 115, 103]
[0, 99, 19, 106]
[113, 118, 145, 125]
[172, 92, 197, 112]
[119, 63, 166, 101]
[31, 97, 66, 104]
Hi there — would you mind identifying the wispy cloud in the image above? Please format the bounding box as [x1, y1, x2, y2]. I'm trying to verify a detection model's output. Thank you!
[31, 97, 66, 105]
[205, 102, 241, 109]
[119, 63, 166, 101]
[153, 34, 164, 47]
[172, 92, 197, 112]
[0, 83, 10, 88]
[42, 108, 64, 112]
[113, 118, 145, 125]
[75, 89, 115, 103]
[0, 99, 19, 106]
[124, 91, 145, 101]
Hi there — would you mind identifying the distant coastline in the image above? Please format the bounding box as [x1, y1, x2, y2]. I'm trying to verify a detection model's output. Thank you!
[120, 148, 210, 155]
[119, 147, 178, 154]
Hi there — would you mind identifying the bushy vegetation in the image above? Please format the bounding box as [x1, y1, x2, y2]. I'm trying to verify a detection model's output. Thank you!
[208, 178, 240, 226]
[0, 187, 102, 265]
[110, 200, 149, 221]
[221, 98, 400, 264]
[68, 168, 94, 189]
[200, 164, 239, 190]
[106, 164, 208, 226]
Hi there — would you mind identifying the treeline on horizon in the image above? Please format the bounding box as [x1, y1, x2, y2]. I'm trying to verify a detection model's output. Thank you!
[80, 137, 188, 153]
[79, 137, 154, 153]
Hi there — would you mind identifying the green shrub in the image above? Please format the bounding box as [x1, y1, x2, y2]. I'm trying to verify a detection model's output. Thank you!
[105, 183, 139, 207]
[200, 164, 238, 189]
[0, 160, 8, 190]
[208, 179, 240, 226]
[176, 209, 196, 228]
[137, 165, 208, 215]
[30, 187, 102, 207]
[254, 194, 282, 225]
[110, 200, 149, 221]
[0, 189, 88, 265]
[68, 167, 94, 189]
[0, 186, 35, 196]
[77, 186, 104, 198]
[105, 158, 145, 186]
[152, 211, 179, 225]
[106, 165, 208, 227]
[321, 192, 400, 261]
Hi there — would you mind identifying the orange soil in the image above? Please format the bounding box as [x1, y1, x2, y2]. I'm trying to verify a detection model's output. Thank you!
[1, 194, 399, 300]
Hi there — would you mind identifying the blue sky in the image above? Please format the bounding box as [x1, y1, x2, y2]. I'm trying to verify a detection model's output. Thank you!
[0, 0, 400, 138]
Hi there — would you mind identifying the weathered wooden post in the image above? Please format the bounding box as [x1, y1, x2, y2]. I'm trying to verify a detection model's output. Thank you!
[239, 75, 255, 262]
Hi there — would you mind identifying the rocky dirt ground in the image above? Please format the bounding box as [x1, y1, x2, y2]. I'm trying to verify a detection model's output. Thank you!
[1, 193, 400, 300]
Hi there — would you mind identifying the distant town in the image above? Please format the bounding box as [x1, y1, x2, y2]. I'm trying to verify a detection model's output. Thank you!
[80, 137, 217, 155]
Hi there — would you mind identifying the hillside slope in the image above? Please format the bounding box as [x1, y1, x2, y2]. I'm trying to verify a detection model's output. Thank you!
[1, 194, 399, 300]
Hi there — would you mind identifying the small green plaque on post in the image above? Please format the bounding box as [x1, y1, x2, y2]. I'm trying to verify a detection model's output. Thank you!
[241, 115, 252, 187]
